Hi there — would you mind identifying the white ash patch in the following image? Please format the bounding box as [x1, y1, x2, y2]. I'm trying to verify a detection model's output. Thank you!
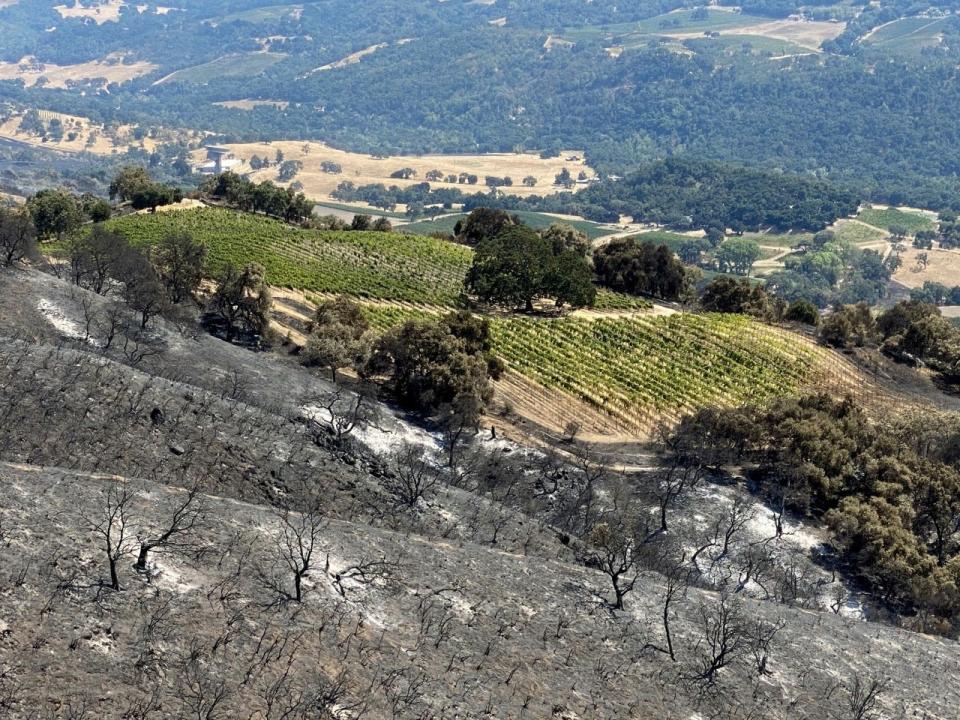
[149, 557, 199, 594]
[355, 418, 440, 457]
[85, 631, 114, 655]
[36, 299, 100, 347]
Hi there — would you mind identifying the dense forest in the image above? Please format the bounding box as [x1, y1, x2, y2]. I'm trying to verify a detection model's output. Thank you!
[333, 159, 861, 232]
[5, 1, 960, 206]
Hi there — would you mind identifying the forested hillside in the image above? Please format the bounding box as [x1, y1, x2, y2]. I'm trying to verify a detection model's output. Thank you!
[4, 1, 960, 205]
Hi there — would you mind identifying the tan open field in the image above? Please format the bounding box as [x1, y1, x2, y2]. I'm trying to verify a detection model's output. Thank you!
[213, 99, 290, 110]
[192, 140, 597, 202]
[0, 109, 166, 155]
[54, 0, 125, 23]
[894, 247, 960, 288]
[0, 54, 156, 90]
[662, 18, 845, 51]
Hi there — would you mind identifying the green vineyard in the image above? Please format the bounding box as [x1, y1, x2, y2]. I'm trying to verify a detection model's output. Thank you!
[106, 208, 473, 305]
[491, 314, 836, 429]
[359, 304, 848, 431]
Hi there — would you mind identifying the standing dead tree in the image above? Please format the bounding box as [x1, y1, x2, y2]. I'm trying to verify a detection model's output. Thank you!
[585, 520, 643, 611]
[134, 479, 207, 572]
[268, 503, 327, 605]
[81, 484, 136, 591]
[385, 442, 441, 508]
[844, 674, 890, 720]
[304, 386, 379, 446]
[690, 594, 784, 686]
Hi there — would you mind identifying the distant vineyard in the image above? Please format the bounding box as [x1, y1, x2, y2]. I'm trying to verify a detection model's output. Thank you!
[107, 208, 473, 304]
[856, 207, 935, 234]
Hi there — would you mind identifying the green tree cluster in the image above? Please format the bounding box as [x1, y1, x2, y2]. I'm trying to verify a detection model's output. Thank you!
[466, 225, 595, 311]
[677, 394, 960, 631]
[301, 297, 371, 381]
[200, 172, 313, 224]
[593, 237, 689, 301]
[368, 311, 504, 429]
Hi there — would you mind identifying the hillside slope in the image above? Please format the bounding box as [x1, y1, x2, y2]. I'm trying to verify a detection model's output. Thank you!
[2, 265, 960, 718]
[2, 463, 959, 720]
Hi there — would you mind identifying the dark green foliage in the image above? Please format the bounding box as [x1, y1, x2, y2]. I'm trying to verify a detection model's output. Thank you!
[819, 303, 876, 349]
[768, 240, 896, 309]
[700, 277, 773, 318]
[784, 300, 819, 326]
[466, 225, 552, 311]
[547, 250, 597, 309]
[0, 207, 37, 267]
[370, 311, 502, 424]
[575, 159, 859, 232]
[593, 238, 689, 301]
[205, 262, 272, 344]
[199, 172, 313, 224]
[466, 224, 594, 310]
[876, 300, 940, 340]
[910, 281, 960, 306]
[876, 300, 960, 377]
[302, 297, 371, 380]
[677, 394, 960, 628]
[110, 166, 182, 212]
[331, 160, 858, 231]
[81, 194, 113, 223]
[151, 231, 207, 305]
[27, 189, 83, 242]
[454, 208, 521, 247]
[277, 160, 303, 182]
[715, 238, 762, 276]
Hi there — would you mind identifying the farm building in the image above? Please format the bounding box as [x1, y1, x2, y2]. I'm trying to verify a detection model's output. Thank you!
[194, 145, 242, 174]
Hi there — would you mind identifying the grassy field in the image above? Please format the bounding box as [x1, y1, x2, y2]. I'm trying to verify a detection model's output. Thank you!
[563, 9, 769, 43]
[54, 0, 124, 23]
[214, 3, 302, 24]
[0, 108, 167, 156]
[831, 219, 888, 244]
[743, 231, 813, 248]
[105, 208, 472, 304]
[314, 201, 406, 220]
[857, 207, 936, 234]
[156, 52, 287, 85]
[861, 16, 954, 55]
[0, 54, 157, 90]
[568, 9, 843, 54]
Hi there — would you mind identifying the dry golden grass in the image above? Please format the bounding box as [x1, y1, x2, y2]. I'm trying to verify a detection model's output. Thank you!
[192, 140, 596, 203]
[54, 0, 125, 24]
[0, 109, 164, 155]
[662, 18, 845, 51]
[893, 247, 960, 288]
[0, 54, 156, 90]
[213, 99, 290, 110]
